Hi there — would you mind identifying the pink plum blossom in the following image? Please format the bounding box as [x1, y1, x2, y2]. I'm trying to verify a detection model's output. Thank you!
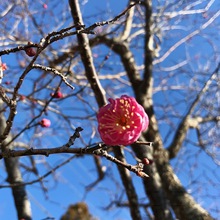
[97, 95, 149, 146]
[40, 118, 51, 128]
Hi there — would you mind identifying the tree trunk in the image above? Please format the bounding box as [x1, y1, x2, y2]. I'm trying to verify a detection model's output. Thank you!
[0, 103, 32, 220]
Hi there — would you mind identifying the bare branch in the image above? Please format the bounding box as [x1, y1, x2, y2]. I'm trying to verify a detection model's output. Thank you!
[0, 43, 39, 56]
[120, 0, 136, 41]
[94, 148, 149, 178]
[0, 104, 32, 219]
[162, 0, 215, 18]
[68, 2, 143, 219]
[0, 87, 11, 106]
[154, 9, 220, 65]
[168, 63, 220, 159]
[0, 155, 76, 188]
[188, 116, 220, 129]
[155, 150, 214, 220]
[32, 64, 75, 89]
[84, 1, 140, 34]
[106, 146, 143, 220]
[69, 0, 107, 107]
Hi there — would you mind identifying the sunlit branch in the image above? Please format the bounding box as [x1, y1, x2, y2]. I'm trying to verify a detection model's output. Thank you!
[84, 1, 140, 34]
[0, 2, 14, 18]
[0, 87, 11, 106]
[69, 0, 107, 107]
[119, 0, 136, 41]
[69, 2, 143, 219]
[32, 64, 74, 89]
[158, 60, 188, 71]
[188, 116, 220, 129]
[94, 148, 149, 178]
[153, 9, 220, 65]
[195, 128, 220, 166]
[162, 0, 215, 18]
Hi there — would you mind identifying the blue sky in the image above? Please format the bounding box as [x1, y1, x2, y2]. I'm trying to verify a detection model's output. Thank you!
[0, 1, 220, 219]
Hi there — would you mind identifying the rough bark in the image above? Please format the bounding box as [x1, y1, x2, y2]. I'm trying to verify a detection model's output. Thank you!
[132, 138, 174, 220]
[89, 31, 215, 219]
[68, 1, 142, 219]
[155, 148, 214, 220]
[68, 0, 106, 107]
[3, 157, 32, 220]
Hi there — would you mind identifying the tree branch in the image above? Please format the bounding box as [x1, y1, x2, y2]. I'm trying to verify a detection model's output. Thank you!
[94, 148, 149, 178]
[168, 63, 220, 159]
[32, 64, 75, 89]
[119, 0, 136, 41]
[108, 146, 143, 220]
[0, 155, 76, 189]
[188, 115, 220, 128]
[90, 36, 141, 94]
[153, 9, 220, 65]
[132, 137, 174, 220]
[68, 1, 142, 219]
[0, 103, 32, 220]
[68, 0, 107, 107]
[155, 149, 214, 220]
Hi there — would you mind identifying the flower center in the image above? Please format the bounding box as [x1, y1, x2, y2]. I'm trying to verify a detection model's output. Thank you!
[118, 116, 127, 126]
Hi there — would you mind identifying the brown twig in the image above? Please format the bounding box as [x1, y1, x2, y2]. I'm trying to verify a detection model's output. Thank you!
[32, 64, 75, 90]
[94, 149, 149, 178]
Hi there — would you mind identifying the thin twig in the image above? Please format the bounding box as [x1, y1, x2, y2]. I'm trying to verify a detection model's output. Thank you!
[168, 62, 220, 158]
[32, 64, 75, 89]
[0, 155, 76, 188]
[93, 149, 149, 178]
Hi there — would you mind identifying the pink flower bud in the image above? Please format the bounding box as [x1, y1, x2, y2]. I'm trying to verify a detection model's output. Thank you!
[43, 4, 48, 9]
[5, 81, 11, 85]
[25, 42, 36, 57]
[142, 158, 150, 165]
[97, 95, 149, 146]
[40, 118, 51, 128]
[51, 91, 63, 98]
[1, 63, 7, 71]
[20, 95, 26, 101]
[25, 47, 36, 57]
